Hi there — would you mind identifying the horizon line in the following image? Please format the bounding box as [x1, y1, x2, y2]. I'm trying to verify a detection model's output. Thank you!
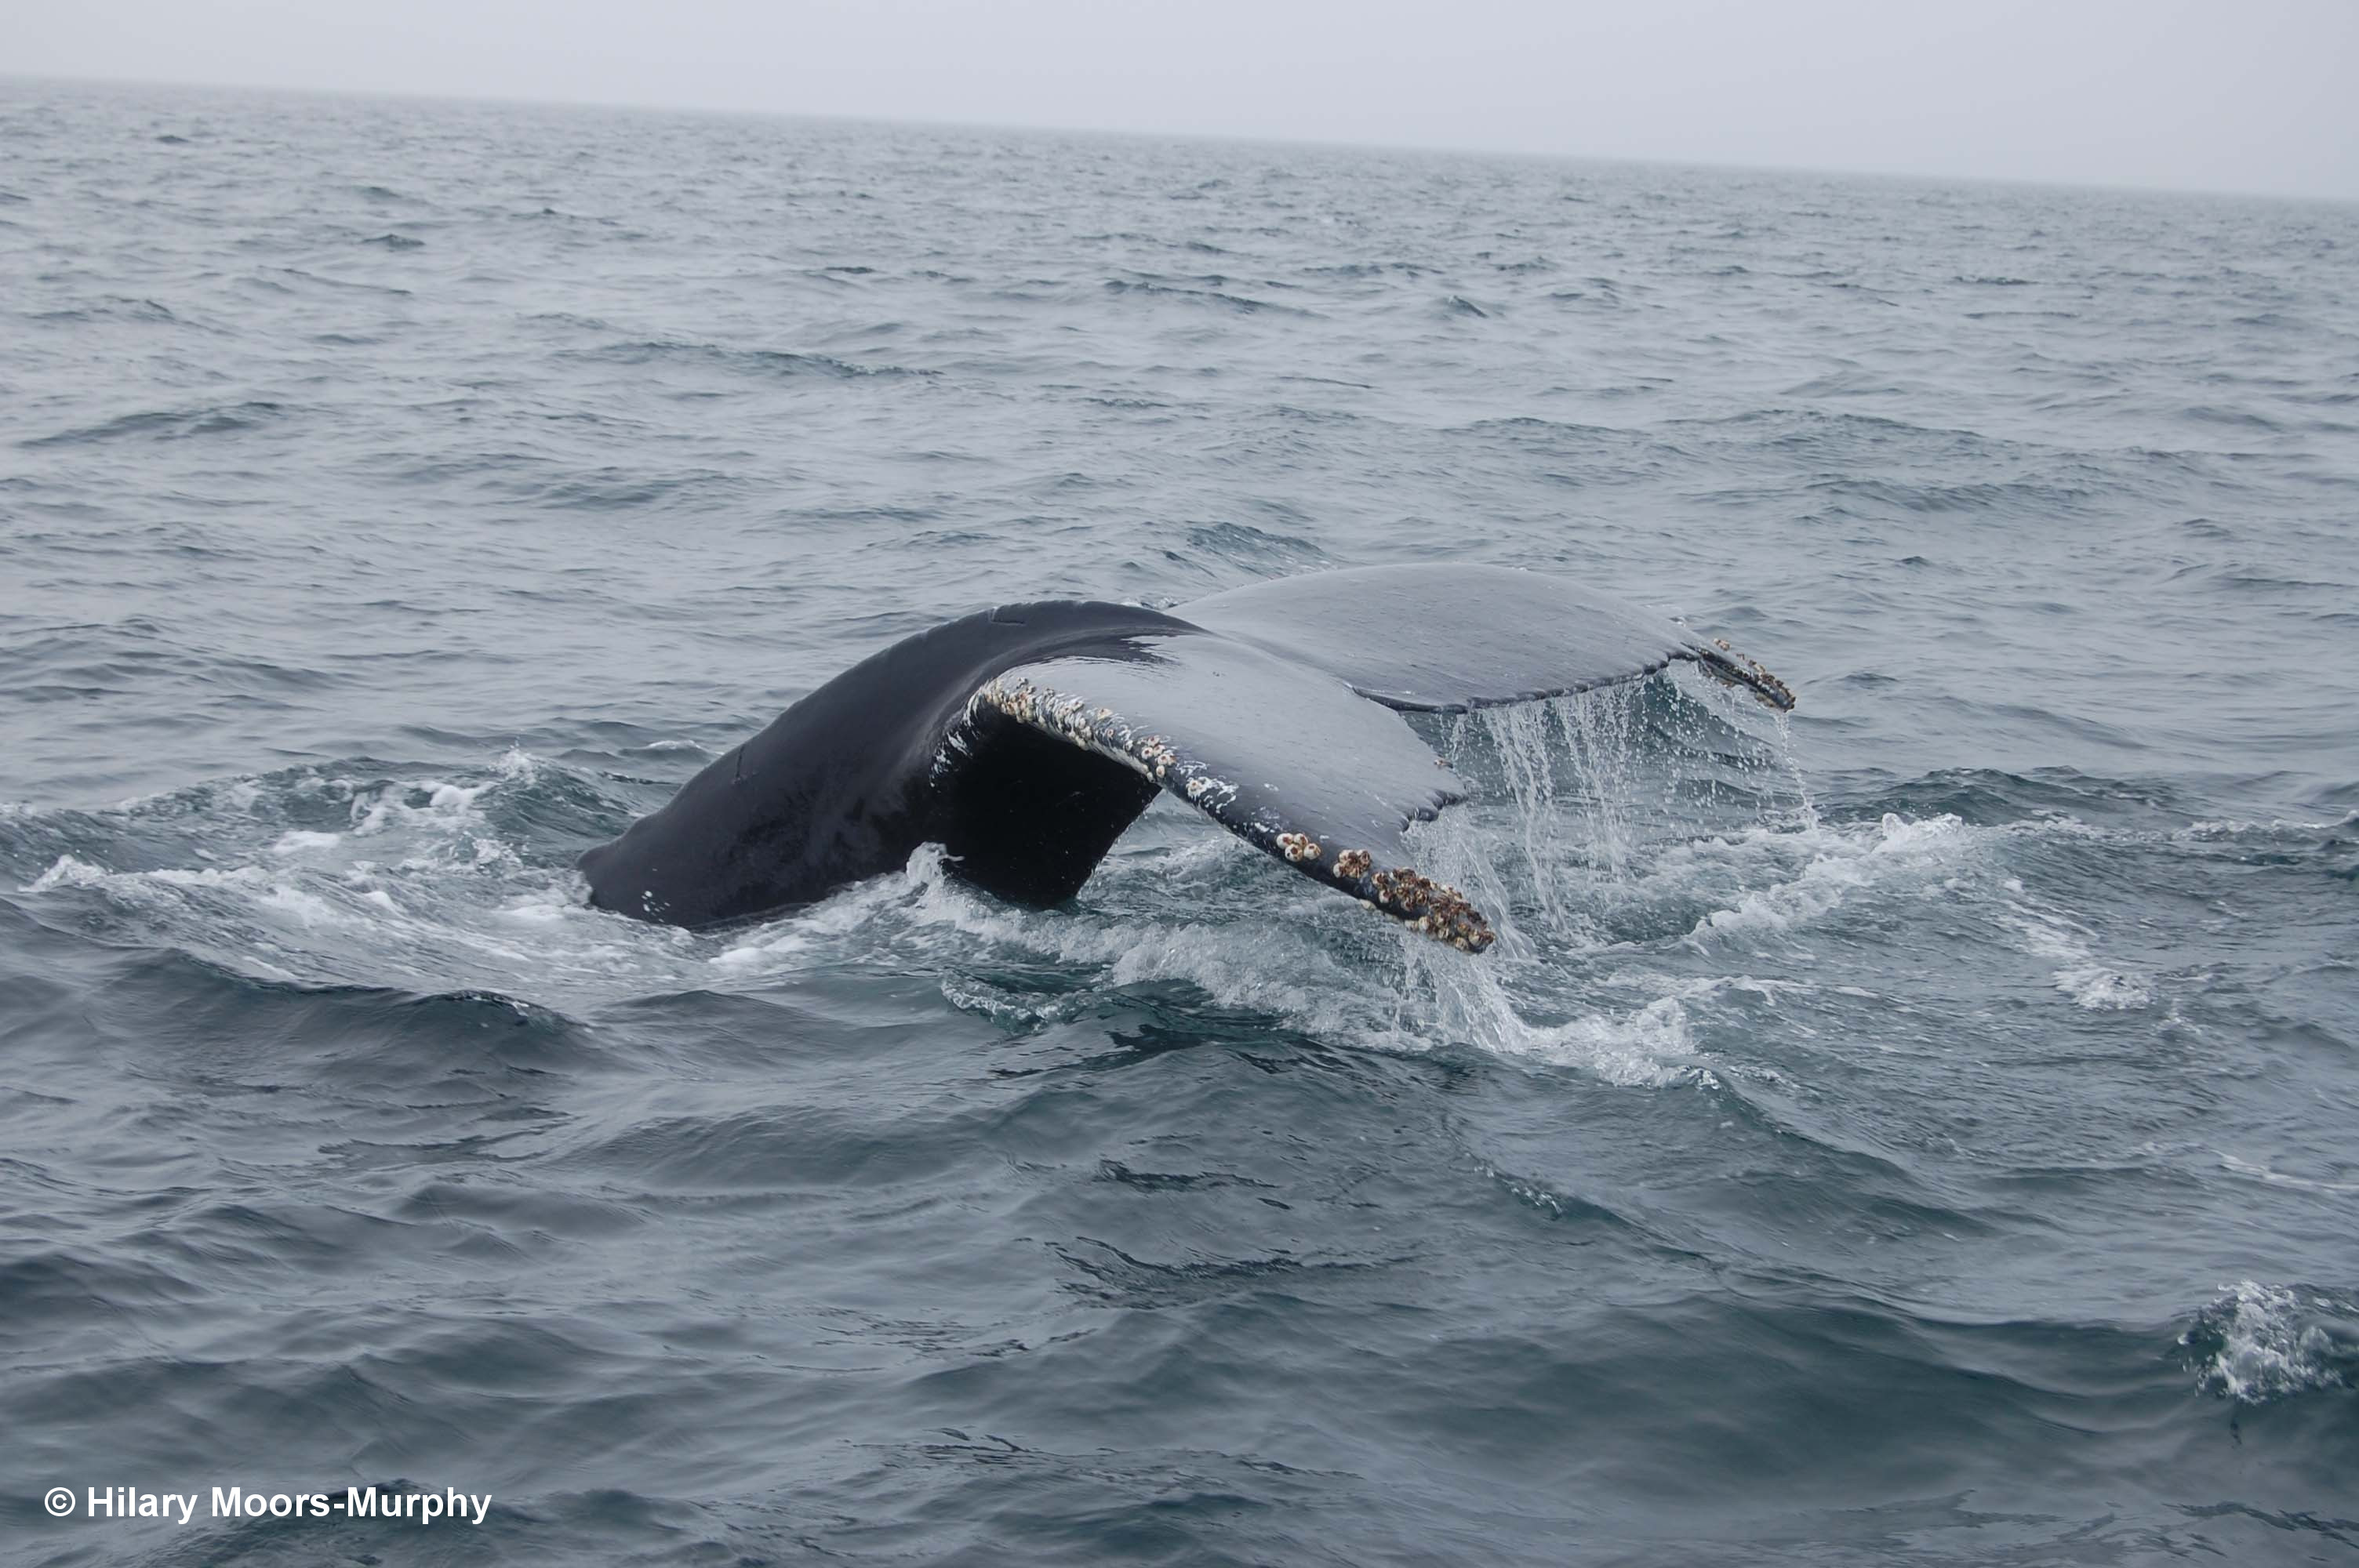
[10, 67, 2356, 209]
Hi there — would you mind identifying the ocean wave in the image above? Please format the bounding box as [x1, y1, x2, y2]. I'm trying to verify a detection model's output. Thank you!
[564, 336, 934, 379]
[1101, 277, 1318, 317]
[18, 399, 291, 448]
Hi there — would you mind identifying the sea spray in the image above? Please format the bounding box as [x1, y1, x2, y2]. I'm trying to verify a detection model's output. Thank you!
[1394, 676, 1812, 1075]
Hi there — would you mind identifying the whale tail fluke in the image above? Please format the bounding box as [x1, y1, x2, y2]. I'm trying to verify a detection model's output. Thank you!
[583, 564, 1794, 950]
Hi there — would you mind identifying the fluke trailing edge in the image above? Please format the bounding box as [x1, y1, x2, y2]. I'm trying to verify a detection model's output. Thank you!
[579, 564, 1794, 951]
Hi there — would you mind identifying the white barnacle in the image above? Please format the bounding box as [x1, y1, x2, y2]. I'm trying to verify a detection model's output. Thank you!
[1275, 829, 1325, 863]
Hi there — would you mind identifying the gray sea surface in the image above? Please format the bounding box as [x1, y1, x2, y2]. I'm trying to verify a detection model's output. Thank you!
[2, 78, 2356, 1566]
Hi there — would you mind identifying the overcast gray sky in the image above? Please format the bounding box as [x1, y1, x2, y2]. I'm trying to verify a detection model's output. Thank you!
[16, 0, 2358, 199]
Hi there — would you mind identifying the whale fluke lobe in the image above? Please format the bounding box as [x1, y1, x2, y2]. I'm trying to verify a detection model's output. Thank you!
[579, 564, 1794, 949]
[1176, 563, 1790, 713]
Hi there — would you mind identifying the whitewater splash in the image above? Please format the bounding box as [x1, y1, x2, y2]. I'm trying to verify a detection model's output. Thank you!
[3, 670, 2159, 1086]
[2183, 1281, 2359, 1403]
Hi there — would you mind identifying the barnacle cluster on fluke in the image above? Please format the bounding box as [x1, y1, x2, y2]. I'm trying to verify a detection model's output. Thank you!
[975, 675, 1229, 805]
[972, 673, 1500, 949]
[1702, 638, 1796, 711]
[1362, 862, 1494, 952]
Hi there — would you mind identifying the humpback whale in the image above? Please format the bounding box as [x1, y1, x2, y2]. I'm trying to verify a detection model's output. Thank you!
[580, 564, 1793, 951]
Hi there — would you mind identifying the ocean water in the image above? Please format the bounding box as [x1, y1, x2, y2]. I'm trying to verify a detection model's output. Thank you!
[2, 76, 2356, 1565]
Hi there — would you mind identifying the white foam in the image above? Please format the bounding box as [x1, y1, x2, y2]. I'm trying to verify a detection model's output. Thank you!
[1504, 995, 1705, 1087]
[2186, 1281, 2355, 1403]
[144, 865, 270, 890]
[2050, 965, 2153, 1010]
[889, 849, 1377, 1033]
[27, 854, 368, 946]
[2176, 810, 2355, 843]
[27, 855, 110, 891]
[2008, 903, 2152, 1011]
[256, 885, 344, 926]
[2217, 1153, 2359, 1196]
[1605, 971, 1817, 1006]
[12, 758, 663, 996]
[1685, 812, 1971, 939]
[349, 778, 496, 837]
[1388, 932, 1710, 1086]
[709, 936, 805, 970]
[2, 720, 2042, 1097]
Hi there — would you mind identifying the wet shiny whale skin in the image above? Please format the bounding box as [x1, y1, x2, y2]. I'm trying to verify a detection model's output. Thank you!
[580, 564, 1790, 946]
